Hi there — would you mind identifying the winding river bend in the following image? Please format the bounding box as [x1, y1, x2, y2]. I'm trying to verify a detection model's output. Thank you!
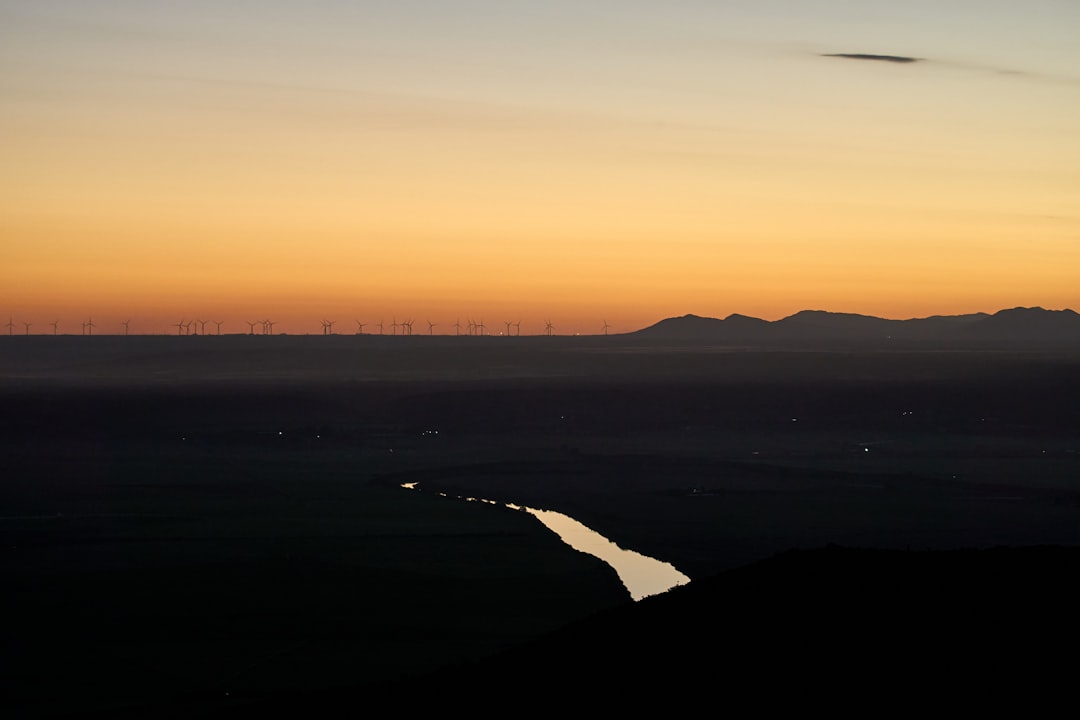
[402, 483, 690, 601]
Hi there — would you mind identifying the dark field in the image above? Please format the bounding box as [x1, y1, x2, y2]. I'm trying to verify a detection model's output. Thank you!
[3, 336, 1079, 715]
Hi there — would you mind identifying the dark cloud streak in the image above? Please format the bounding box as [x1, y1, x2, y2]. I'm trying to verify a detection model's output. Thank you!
[823, 53, 920, 64]
[820, 51, 1080, 86]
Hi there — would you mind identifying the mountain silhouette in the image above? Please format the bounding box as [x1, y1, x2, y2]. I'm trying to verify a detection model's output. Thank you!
[632, 307, 1079, 348]
[959, 306, 1080, 342]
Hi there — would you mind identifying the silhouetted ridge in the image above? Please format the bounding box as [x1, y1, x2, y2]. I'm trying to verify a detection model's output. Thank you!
[722, 312, 771, 328]
[260, 545, 1080, 716]
[632, 307, 1080, 347]
[635, 313, 733, 340]
[962, 306, 1080, 341]
[775, 309, 900, 338]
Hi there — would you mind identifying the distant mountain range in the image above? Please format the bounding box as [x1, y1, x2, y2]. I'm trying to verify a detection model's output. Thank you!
[632, 306, 1080, 348]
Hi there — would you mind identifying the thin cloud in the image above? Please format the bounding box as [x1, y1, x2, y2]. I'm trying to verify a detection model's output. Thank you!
[820, 51, 1080, 86]
[822, 53, 920, 64]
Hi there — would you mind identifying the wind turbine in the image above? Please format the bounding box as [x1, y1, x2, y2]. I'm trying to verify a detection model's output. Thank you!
[121, 320, 130, 336]
[50, 320, 59, 336]
[85, 317, 95, 336]
[453, 319, 461, 336]
[184, 321, 193, 336]
[377, 320, 384, 335]
[355, 320, 366, 335]
[602, 320, 611, 336]
[175, 320, 186, 336]
[427, 320, 437, 335]
[214, 321, 223, 335]
[504, 321, 512, 336]
[23, 322, 32, 336]
[198, 320, 207, 335]
[513, 320, 521, 336]
[246, 321, 257, 335]
[6, 316, 14, 336]
[391, 317, 399, 336]
[324, 320, 334, 335]
[265, 320, 275, 335]
[545, 320, 554, 337]
[403, 319, 414, 336]
[477, 319, 485, 337]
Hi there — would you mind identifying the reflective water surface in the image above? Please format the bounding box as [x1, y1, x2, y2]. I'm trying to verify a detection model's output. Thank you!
[402, 483, 689, 600]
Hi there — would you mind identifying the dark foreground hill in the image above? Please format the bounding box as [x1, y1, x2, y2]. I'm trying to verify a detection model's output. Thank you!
[219, 545, 1080, 716]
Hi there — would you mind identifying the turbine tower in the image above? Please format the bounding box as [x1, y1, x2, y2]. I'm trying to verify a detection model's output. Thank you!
[198, 320, 207, 335]
[214, 321, 223, 335]
[453, 319, 461, 336]
[6, 316, 14, 336]
[376, 320, 384, 335]
[545, 320, 554, 337]
[121, 320, 130, 336]
[355, 320, 366, 335]
[427, 320, 436, 335]
[23, 322, 32, 336]
[513, 320, 521, 336]
[246, 321, 257, 335]
[602, 320, 611, 336]
[175, 320, 186, 337]
[265, 320, 275, 335]
[50, 320, 59, 336]
[504, 321, 512, 336]
[85, 317, 95, 336]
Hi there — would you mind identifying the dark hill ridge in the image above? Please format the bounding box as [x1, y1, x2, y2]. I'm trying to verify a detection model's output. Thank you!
[633, 306, 1080, 347]
[222, 545, 1080, 716]
[429, 545, 1080, 704]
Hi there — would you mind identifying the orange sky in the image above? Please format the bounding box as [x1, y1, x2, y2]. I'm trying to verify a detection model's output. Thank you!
[2, 2, 1078, 334]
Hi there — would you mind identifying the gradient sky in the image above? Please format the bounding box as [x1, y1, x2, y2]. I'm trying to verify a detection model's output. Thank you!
[2, 1, 1078, 334]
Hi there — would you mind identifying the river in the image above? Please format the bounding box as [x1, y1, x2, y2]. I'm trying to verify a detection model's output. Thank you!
[401, 482, 690, 600]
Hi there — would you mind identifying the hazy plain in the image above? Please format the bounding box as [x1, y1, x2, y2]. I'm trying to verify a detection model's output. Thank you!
[3, 336, 1079, 715]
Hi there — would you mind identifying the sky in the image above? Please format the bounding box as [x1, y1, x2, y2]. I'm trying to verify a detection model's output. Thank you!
[2, 0, 1078, 335]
